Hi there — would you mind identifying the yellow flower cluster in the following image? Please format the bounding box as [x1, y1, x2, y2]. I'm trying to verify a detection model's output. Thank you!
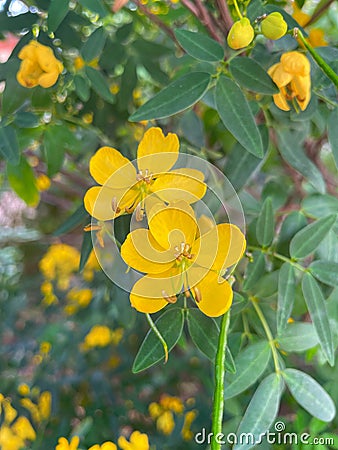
[148, 394, 197, 439]
[17, 40, 63, 88]
[0, 394, 36, 450]
[20, 390, 52, 425]
[39, 243, 99, 308]
[55, 431, 149, 450]
[81, 325, 124, 351]
[268, 51, 311, 111]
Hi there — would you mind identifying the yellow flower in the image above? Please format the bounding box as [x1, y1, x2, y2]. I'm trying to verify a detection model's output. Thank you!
[17, 384, 30, 396]
[38, 391, 52, 421]
[36, 174, 51, 191]
[292, 4, 309, 27]
[308, 28, 327, 47]
[84, 127, 206, 222]
[88, 442, 117, 450]
[160, 395, 184, 414]
[261, 12, 287, 40]
[11, 417, 36, 441]
[181, 410, 197, 440]
[17, 40, 63, 88]
[74, 56, 85, 70]
[121, 201, 246, 317]
[82, 325, 113, 350]
[156, 410, 175, 435]
[55, 436, 80, 450]
[65, 288, 93, 314]
[268, 51, 311, 111]
[117, 431, 149, 450]
[227, 18, 254, 50]
[82, 251, 100, 282]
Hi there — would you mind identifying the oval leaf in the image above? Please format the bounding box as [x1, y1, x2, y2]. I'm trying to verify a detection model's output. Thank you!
[47, 0, 69, 32]
[132, 308, 184, 373]
[277, 322, 319, 352]
[310, 260, 338, 287]
[0, 124, 20, 165]
[216, 76, 263, 158]
[85, 67, 115, 104]
[302, 194, 338, 219]
[283, 368, 336, 422]
[290, 214, 337, 259]
[129, 72, 210, 121]
[328, 107, 338, 170]
[79, 231, 93, 272]
[302, 273, 334, 366]
[7, 158, 40, 207]
[234, 373, 284, 450]
[174, 29, 224, 62]
[54, 204, 89, 237]
[229, 57, 279, 94]
[224, 341, 271, 399]
[256, 197, 274, 247]
[81, 27, 106, 62]
[277, 263, 296, 333]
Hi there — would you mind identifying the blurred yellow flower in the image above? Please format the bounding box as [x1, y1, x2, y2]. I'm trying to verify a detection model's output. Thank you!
[181, 410, 197, 440]
[227, 18, 254, 49]
[88, 442, 117, 450]
[121, 201, 246, 317]
[36, 173, 51, 192]
[82, 251, 100, 282]
[156, 410, 175, 435]
[20, 390, 51, 424]
[17, 40, 63, 88]
[40, 341, 52, 355]
[74, 56, 85, 70]
[160, 394, 184, 414]
[17, 384, 30, 396]
[81, 325, 123, 350]
[118, 431, 149, 450]
[83, 112, 94, 124]
[149, 394, 185, 435]
[268, 51, 311, 111]
[308, 28, 327, 47]
[65, 288, 93, 315]
[84, 127, 206, 222]
[55, 436, 80, 450]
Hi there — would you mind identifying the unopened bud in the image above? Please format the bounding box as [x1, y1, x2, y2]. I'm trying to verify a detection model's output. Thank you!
[261, 12, 287, 40]
[227, 18, 254, 50]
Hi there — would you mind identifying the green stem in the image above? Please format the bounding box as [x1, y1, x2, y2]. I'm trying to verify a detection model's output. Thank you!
[211, 310, 231, 450]
[295, 28, 338, 89]
[250, 298, 281, 373]
[248, 245, 307, 273]
[232, 0, 243, 19]
[145, 313, 168, 363]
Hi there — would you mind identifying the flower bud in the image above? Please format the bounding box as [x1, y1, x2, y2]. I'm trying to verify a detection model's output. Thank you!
[227, 18, 254, 50]
[261, 12, 287, 40]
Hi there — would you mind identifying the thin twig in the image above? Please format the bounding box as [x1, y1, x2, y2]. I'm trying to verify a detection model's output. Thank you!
[304, 0, 335, 27]
[131, 0, 179, 45]
[194, 0, 223, 42]
[215, 0, 233, 33]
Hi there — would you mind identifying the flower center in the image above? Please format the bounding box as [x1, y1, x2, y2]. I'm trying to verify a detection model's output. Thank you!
[174, 242, 193, 263]
[136, 169, 153, 184]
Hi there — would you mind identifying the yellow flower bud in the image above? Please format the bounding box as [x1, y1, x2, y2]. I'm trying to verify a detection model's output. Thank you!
[261, 12, 287, 40]
[227, 18, 254, 50]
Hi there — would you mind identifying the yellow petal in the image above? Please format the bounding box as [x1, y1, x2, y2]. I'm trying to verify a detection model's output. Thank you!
[152, 168, 207, 204]
[269, 62, 293, 87]
[192, 223, 246, 271]
[137, 127, 179, 174]
[148, 201, 197, 251]
[281, 51, 310, 76]
[89, 146, 136, 187]
[84, 186, 138, 221]
[292, 75, 311, 111]
[121, 228, 175, 273]
[12, 417, 36, 441]
[39, 70, 59, 88]
[191, 270, 233, 317]
[273, 91, 291, 111]
[197, 214, 215, 237]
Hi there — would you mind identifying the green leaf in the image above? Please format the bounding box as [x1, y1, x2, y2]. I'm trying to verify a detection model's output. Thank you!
[187, 308, 219, 361]
[302, 194, 338, 219]
[224, 341, 271, 399]
[277, 263, 296, 333]
[7, 157, 40, 207]
[79, 231, 93, 272]
[53, 204, 89, 236]
[277, 211, 308, 256]
[277, 322, 319, 352]
[14, 112, 39, 128]
[85, 68, 112, 102]
[117, 58, 137, 111]
[47, 0, 69, 32]
[243, 251, 265, 291]
[78, 0, 108, 16]
[290, 214, 336, 259]
[229, 57, 278, 94]
[174, 29, 224, 62]
[129, 72, 210, 121]
[0, 124, 20, 165]
[234, 373, 283, 450]
[43, 125, 66, 176]
[81, 27, 106, 62]
[283, 368, 336, 422]
[310, 260, 338, 287]
[277, 130, 325, 193]
[302, 273, 334, 365]
[2, 76, 32, 116]
[85, 66, 115, 104]
[328, 107, 338, 169]
[216, 76, 263, 158]
[132, 308, 184, 373]
[74, 75, 91, 102]
[256, 197, 274, 247]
